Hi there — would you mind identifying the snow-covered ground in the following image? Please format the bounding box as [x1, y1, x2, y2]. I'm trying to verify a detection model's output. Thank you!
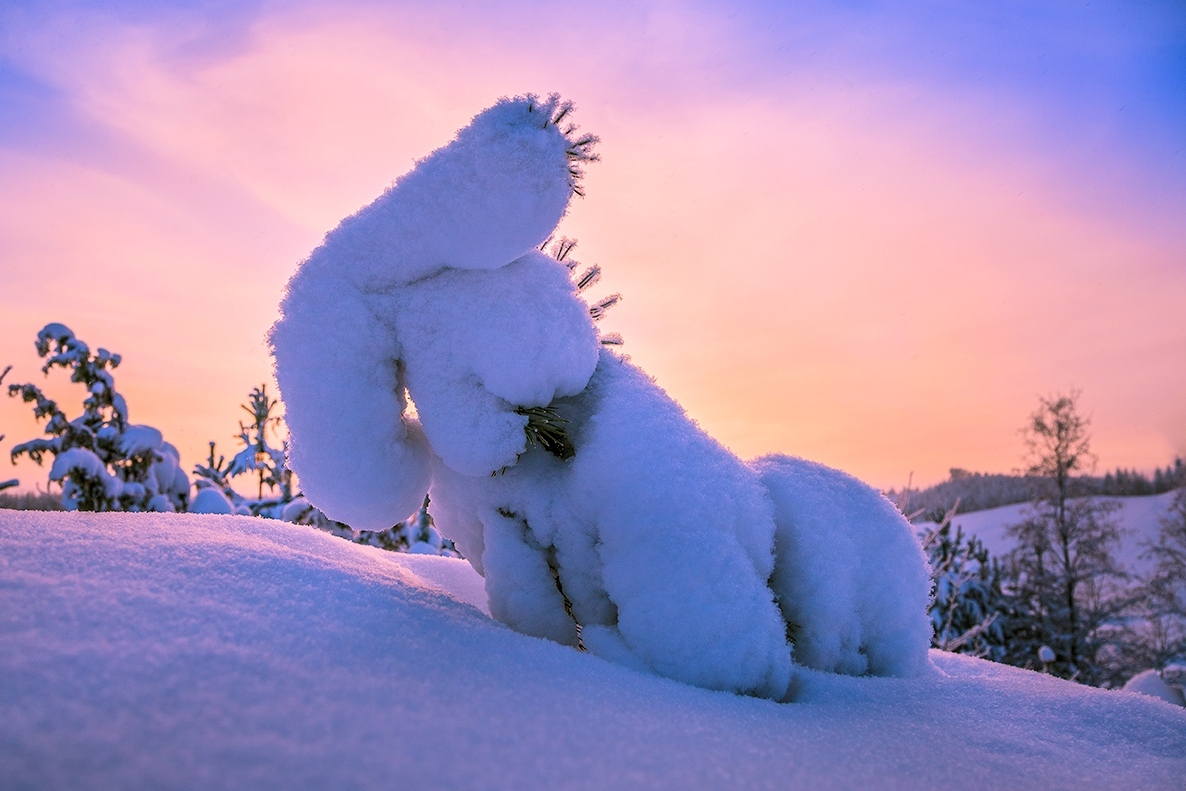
[2, 511, 1183, 790]
[939, 491, 1177, 575]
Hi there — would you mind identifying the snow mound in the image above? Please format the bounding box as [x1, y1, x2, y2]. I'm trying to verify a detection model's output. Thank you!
[189, 486, 234, 514]
[1123, 669, 1186, 707]
[1, 511, 1182, 790]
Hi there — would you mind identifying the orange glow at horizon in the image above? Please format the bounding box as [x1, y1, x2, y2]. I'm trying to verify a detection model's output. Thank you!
[1, 4, 1184, 495]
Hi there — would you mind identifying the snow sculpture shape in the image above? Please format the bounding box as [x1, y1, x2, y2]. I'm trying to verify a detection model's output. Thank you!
[271, 94, 932, 699]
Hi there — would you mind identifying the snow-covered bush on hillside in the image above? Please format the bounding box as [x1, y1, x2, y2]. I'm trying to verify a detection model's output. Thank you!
[6, 324, 188, 512]
[1127, 485, 1186, 674]
[270, 93, 932, 699]
[189, 443, 242, 514]
[917, 503, 1012, 661]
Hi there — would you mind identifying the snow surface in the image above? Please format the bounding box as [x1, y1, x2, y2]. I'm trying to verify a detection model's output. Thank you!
[2, 511, 1183, 790]
[932, 491, 1178, 576]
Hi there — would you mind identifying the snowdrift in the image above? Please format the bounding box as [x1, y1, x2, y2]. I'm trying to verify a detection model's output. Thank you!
[1, 511, 1183, 790]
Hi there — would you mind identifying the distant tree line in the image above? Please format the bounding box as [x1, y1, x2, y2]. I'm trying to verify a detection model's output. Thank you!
[893, 459, 1184, 516]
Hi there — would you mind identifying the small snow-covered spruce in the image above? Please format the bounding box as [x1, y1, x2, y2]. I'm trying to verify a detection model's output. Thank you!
[193, 384, 293, 517]
[190, 441, 242, 514]
[6, 324, 189, 512]
[918, 501, 1011, 661]
[226, 385, 291, 503]
[271, 95, 935, 696]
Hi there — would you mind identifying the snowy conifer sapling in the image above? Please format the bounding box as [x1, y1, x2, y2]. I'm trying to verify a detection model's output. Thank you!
[919, 501, 1010, 661]
[227, 384, 290, 501]
[192, 384, 291, 516]
[1134, 485, 1186, 672]
[0, 365, 13, 492]
[6, 324, 189, 512]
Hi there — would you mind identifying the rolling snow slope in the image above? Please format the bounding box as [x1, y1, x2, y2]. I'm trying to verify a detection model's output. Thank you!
[1, 511, 1183, 790]
[938, 491, 1177, 575]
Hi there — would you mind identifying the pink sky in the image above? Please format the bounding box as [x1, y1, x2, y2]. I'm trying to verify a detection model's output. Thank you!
[2, 1, 1184, 492]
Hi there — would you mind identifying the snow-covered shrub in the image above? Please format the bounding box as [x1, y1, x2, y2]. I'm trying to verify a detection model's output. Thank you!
[190, 442, 240, 511]
[7, 324, 188, 512]
[1123, 485, 1186, 678]
[189, 485, 235, 515]
[918, 502, 1011, 661]
[270, 94, 932, 699]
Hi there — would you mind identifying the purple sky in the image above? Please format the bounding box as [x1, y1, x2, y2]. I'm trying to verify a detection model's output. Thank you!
[2, 0, 1184, 491]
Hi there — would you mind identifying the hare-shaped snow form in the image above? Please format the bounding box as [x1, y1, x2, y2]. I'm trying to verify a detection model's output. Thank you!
[271, 95, 932, 699]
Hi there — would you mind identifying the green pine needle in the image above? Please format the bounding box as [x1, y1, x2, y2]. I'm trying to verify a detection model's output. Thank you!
[517, 405, 575, 460]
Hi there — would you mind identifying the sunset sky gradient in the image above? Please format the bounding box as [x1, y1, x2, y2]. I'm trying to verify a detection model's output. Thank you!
[1, 0, 1184, 492]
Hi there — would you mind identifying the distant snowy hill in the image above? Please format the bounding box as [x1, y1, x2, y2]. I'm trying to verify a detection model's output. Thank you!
[930, 492, 1178, 576]
[1, 511, 1183, 790]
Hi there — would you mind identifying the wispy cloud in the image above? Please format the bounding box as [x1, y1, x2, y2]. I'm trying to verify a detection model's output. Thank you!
[1, 0, 1182, 489]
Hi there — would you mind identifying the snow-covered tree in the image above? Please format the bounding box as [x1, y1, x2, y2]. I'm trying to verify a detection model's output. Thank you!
[919, 502, 1011, 661]
[189, 441, 243, 514]
[0, 365, 13, 492]
[1127, 485, 1186, 673]
[269, 93, 934, 696]
[192, 384, 291, 517]
[226, 385, 290, 501]
[999, 391, 1128, 685]
[6, 324, 188, 512]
